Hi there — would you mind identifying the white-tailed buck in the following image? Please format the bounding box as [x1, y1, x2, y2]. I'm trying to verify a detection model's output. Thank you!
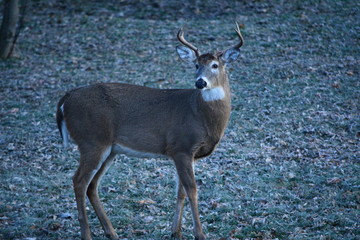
[56, 23, 243, 240]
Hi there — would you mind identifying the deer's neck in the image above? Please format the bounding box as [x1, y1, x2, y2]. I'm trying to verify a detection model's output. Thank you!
[201, 86, 226, 102]
[199, 76, 231, 107]
[200, 74, 231, 103]
[197, 82, 231, 140]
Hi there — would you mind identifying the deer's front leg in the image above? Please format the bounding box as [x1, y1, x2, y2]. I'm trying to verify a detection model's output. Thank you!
[171, 178, 186, 239]
[173, 154, 206, 240]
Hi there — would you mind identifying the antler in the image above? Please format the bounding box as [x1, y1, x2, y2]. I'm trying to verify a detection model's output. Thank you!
[177, 28, 200, 57]
[217, 22, 244, 58]
[232, 22, 244, 49]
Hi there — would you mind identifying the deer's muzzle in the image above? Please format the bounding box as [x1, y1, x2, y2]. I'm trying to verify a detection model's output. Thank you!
[195, 78, 207, 89]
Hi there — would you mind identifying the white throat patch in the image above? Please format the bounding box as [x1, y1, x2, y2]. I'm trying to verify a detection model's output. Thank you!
[201, 86, 226, 102]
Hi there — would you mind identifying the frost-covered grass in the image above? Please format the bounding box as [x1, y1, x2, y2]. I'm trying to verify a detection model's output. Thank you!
[1, 0, 359, 239]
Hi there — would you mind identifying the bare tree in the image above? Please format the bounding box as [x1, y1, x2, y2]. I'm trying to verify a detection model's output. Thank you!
[0, 0, 19, 58]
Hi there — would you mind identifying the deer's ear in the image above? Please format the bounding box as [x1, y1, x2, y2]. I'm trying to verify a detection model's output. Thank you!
[221, 47, 240, 63]
[176, 46, 197, 63]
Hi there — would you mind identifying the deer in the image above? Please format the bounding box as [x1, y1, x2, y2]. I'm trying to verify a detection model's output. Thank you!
[56, 23, 244, 240]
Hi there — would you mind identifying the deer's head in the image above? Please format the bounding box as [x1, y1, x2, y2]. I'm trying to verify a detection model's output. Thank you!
[176, 23, 244, 91]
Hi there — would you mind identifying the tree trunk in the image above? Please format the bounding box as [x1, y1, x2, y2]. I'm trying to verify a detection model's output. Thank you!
[0, 0, 19, 59]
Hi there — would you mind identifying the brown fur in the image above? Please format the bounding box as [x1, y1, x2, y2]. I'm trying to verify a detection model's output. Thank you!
[59, 82, 230, 158]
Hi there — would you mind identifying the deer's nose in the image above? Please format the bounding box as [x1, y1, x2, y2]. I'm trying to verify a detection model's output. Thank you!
[195, 78, 207, 89]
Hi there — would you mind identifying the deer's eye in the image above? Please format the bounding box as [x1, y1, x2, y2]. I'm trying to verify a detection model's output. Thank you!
[212, 63, 218, 69]
[195, 64, 199, 69]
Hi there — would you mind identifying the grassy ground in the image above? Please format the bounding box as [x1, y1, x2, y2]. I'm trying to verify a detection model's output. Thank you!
[0, 0, 359, 239]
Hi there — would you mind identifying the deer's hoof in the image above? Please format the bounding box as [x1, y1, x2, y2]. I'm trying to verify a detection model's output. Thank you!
[171, 232, 182, 239]
[194, 234, 206, 240]
[105, 232, 119, 239]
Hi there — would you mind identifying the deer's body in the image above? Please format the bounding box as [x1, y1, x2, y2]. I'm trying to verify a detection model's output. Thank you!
[56, 24, 243, 240]
[58, 82, 230, 160]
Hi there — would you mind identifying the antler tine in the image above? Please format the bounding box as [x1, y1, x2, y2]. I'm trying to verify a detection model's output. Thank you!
[177, 28, 200, 57]
[218, 22, 244, 57]
[233, 22, 244, 49]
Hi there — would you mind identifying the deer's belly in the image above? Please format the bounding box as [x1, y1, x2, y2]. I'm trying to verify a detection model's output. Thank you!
[112, 143, 166, 159]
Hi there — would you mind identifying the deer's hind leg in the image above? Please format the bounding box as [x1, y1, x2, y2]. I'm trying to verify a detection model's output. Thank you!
[73, 146, 112, 240]
[87, 149, 118, 239]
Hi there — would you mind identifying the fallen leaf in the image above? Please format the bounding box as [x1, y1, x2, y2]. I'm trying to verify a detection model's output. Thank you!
[49, 222, 62, 231]
[331, 82, 341, 88]
[143, 216, 154, 223]
[327, 177, 342, 184]
[346, 70, 354, 76]
[288, 172, 296, 180]
[137, 199, 156, 205]
[10, 108, 19, 114]
[58, 212, 73, 219]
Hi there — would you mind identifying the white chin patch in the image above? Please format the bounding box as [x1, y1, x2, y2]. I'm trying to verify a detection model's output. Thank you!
[201, 86, 226, 102]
